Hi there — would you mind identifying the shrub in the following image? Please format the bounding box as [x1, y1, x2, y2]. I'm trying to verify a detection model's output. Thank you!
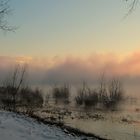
[52, 84, 70, 104]
[84, 90, 99, 107]
[0, 86, 18, 110]
[75, 83, 99, 108]
[44, 93, 50, 105]
[18, 87, 44, 108]
[75, 86, 86, 105]
[75, 91, 85, 106]
[100, 78, 124, 110]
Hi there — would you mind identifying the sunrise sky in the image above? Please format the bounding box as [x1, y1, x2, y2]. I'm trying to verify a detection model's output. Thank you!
[0, 0, 140, 89]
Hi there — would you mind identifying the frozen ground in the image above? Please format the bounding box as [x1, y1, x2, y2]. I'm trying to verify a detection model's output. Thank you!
[0, 111, 94, 140]
[34, 99, 140, 140]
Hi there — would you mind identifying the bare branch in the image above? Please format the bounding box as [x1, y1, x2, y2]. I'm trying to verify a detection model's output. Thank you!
[0, 0, 16, 32]
[124, 0, 139, 18]
[16, 64, 27, 92]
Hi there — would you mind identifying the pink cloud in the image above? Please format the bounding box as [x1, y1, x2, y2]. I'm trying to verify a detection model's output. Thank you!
[0, 52, 140, 84]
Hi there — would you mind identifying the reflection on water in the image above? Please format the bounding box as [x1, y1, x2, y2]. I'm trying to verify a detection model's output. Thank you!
[32, 84, 140, 98]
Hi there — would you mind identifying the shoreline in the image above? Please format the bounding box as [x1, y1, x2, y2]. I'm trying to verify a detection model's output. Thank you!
[28, 112, 108, 140]
[1, 102, 140, 140]
[3, 108, 109, 140]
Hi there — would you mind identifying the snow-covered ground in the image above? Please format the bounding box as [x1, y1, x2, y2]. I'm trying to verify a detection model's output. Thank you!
[0, 111, 94, 140]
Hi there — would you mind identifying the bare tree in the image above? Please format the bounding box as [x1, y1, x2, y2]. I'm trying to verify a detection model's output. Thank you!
[125, 0, 139, 17]
[0, 0, 15, 32]
[1, 64, 27, 110]
[3, 64, 27, 91]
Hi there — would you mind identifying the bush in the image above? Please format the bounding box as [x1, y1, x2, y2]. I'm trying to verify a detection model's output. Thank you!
[75, 91, 85, 106]
[44, 93, 50, 105]
[84, 90, 99, 107]
[75, 84, 86, 105]
[52, 84, 70, 104]
[100, 78, 124, 110]
[75, 83, 99, 108]
[0, 86, 18, 110]
[18, 87, 44, 108]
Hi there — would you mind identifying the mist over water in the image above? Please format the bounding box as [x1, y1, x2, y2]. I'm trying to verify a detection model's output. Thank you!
[33, 82, 140, 100]
[0, 61, 140, 99]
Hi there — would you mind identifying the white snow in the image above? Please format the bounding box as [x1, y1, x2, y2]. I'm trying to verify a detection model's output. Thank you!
[0, 111, 91, 140]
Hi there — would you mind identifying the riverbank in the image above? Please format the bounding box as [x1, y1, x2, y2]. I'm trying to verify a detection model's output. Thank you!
[10, 103, 140, 140]
[0, 110, 96, 140]
[14, 107, 107, 140]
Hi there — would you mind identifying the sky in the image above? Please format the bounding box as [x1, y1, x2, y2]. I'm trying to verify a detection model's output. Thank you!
[0, 0, 140, 91]
[1, 0, 140, 57]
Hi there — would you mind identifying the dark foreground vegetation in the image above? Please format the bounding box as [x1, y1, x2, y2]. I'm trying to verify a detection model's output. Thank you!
[52, 84, 70, 104]
[75, 79, 124, 110]
[0, 65, 124, 113]
[0, 65, 43, 114]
